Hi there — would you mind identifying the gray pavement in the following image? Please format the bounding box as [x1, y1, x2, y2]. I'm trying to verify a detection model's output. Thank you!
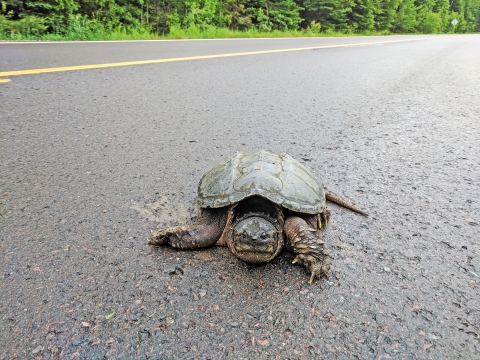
[1, 35, 446, 71]
[1, 35, 479, 359]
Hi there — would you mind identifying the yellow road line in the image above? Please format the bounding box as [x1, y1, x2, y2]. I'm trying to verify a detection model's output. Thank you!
[0, 78, 11, 83]
[0, 37, 443, 78]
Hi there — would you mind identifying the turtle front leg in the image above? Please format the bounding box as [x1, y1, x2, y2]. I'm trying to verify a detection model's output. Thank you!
[284, 216, 330, 283]
[149, 208, 228, 249]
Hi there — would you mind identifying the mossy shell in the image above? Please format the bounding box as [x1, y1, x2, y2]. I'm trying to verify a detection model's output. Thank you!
[197, 150, 326, 214]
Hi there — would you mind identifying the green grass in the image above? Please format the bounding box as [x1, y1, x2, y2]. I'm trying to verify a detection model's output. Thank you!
[165, 26, 393, 39]
[0, 24, 394, 41]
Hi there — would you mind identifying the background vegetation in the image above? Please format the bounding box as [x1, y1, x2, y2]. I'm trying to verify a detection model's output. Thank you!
[0, 0, 479, 39]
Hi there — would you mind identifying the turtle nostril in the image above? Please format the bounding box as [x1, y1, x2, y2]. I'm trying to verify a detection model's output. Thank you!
[251, 236, 257, 241]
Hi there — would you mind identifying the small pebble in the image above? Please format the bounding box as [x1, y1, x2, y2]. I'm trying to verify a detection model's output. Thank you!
[31, 346, 43, 355]
[257, 339, 270, 346]
[384, 267, 391, 273]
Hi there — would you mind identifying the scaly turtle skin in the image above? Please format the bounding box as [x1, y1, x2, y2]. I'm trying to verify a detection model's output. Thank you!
[149, 150, 367, 283]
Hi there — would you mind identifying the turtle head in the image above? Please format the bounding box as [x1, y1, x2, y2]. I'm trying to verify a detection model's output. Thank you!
[229, 213, 284, 263]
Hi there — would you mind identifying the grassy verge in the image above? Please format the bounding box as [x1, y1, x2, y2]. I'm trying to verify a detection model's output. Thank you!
[0, 24, 393, 41]
[164, 26, 392, 39]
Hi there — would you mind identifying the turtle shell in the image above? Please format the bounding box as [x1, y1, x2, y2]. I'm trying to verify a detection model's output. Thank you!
[197, 150, 326, 214]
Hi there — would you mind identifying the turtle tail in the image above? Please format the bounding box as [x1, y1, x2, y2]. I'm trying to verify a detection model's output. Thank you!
[324, 187, 368, 216]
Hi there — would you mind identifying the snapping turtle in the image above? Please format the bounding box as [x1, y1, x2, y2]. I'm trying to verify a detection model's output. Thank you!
[149, 150, 367, 283]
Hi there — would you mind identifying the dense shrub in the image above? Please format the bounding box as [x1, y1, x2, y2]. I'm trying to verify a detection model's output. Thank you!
[0, 0, 478, 39]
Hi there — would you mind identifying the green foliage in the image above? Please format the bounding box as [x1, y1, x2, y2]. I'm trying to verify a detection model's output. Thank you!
[394, 0, 417, 31]
[419, 11, 442, 32]
[349, 0, 375, 31]
[1, 0, 479, 39]
[223, 1, 253, 29]
[0, 14, 47, 37]
[373, 0, 400, 31]
[306, 19, 321, 30]
[299, 0, 353, 30]
[183, 0, 219, 29]
[166, 9, 181, 28]
[268, 0, 303, 30]
[464, 0, 480, 31]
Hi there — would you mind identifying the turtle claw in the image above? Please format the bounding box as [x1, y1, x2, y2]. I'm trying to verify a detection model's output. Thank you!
[149, 226, 182, 246]
[292, 253, 330, 283]
[148, 231, 168, 246]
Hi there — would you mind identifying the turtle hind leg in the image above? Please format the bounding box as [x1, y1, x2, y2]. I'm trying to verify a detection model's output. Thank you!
[149, 208, 228, 249]
[284, 216, 330, 283]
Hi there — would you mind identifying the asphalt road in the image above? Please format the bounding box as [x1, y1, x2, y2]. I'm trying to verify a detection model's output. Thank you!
[1, 35, 479, 359]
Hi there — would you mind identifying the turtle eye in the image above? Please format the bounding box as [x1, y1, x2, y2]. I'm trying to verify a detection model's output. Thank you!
[243, 231, 248, 238]
[260, 232, 268, 239]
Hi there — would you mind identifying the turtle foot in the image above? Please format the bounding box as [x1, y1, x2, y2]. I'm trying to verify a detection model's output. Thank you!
[292, 253, 330, 283]
[149, 221, 224, 249]
[149, 226, 186, 246]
